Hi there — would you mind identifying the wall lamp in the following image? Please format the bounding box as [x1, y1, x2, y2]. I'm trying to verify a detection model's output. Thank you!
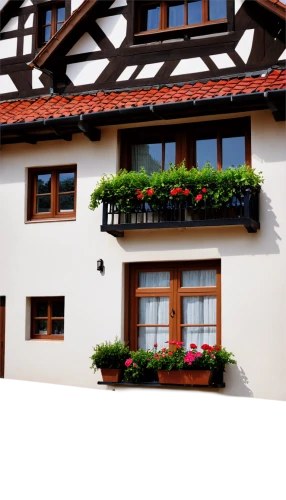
[97, 259, 104, 273]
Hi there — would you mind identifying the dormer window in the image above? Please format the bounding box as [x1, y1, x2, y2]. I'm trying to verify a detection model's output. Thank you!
[131, 0, 231, 44]
[38, 2, 66, 48]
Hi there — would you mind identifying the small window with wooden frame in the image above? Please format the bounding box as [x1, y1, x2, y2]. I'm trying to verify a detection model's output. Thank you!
[27, 165, 76, 221]
[129, 0, 233, 44]
[37, 2, 66, 48]
[120, 117, 251, 173]
[31, 297, 65, 340]
[126, 261, 221, 351]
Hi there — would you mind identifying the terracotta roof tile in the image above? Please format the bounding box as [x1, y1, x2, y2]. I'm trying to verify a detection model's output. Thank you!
[1, 69, 285, 125]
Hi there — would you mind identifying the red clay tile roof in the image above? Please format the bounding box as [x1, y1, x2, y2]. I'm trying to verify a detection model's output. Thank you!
[1, 69, 285, 125]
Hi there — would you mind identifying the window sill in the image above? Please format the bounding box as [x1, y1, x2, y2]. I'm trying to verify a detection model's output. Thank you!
[133, 20, 228, 44]
[26, 218, 76, 224]
[98, 381, 225, 388]
[28, 338, 64, 342]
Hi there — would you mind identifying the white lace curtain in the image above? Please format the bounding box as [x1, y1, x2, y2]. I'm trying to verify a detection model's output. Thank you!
[182, 296, 216, 349]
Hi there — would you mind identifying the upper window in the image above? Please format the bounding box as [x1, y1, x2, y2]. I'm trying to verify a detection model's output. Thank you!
[27, 165, 76, 221]
[127, 261, 220, 351]
[120, 118, 250, 174]
[138, 0, 227, 33]
[31, 297, 65, 340]
[37, 2, 66, 48]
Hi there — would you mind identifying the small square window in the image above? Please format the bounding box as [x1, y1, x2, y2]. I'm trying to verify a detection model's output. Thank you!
[27, 166, 76, 221]
[37, 2, 66, 48]
[31, 297, 65, 340]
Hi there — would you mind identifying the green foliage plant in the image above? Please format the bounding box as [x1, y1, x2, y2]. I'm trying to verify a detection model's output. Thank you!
[123, 349, 157, 383]
[90, 337, 130, 372]
[89, 163, 264, 212]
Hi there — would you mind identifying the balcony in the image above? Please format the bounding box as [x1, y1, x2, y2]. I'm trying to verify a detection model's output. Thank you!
[101, 188, 260, 237]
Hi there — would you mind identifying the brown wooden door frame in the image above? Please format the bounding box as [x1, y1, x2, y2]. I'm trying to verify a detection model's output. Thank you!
[0, 297, 6, 378]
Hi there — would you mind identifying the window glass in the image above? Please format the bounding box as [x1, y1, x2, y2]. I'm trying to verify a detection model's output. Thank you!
[52, 300, 64, 317]
[36, 196, 51, 213]
[132, 143, 162, 174]
[139, 297, 169, 324]
[139, 272, 170, 288]
[52, 320, 64, 335]
[35, 320, 48, 335]
[37, 174, 51, 194]
[141, 4, 160, 31]
[45, 10, 51, 24]
[138, 326, 169, 350]
[44, 26, 51, 42]
[182, 296, 216, 324]
[187, 0, 202, 25]
[182, 270, 216, 287]
[59, 194, 74, 212]
[196, 138, 217, 169]
[164, 142, 176, 170]
[222, 137, 245, 169]
[168, 2, 184, 27]
[182, 326, 216, 348]
[209, 0, 227, 20]
[57, 7, 65, 23]
[32, 297, 64, 339]
[36, 301, 48, 317]
[59, 172, 75, 192]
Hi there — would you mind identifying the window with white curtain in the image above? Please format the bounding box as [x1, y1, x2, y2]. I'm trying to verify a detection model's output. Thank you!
[128, 261, 220, 350]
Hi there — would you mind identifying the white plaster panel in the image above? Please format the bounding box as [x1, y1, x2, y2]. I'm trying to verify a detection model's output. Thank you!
[0, 74, 17, 93]
[96, 15, 127, 49]
[32, 68, 44, 89]
[71, 0, 84, 12]
[66, 33, 101, 56]
[117, 65, 138, 81]
[1, 16, 18, 33]
[109, 0, 127, 8]
[23, 34, 32, 55]
[0, 38, 17, 59]
[210, 53, 236, 69]
[24, 13, 34, 29]
[235, 29, 254, 64]
[66, 59, 109, 86]
[136, 62, 164, 79]
[234, 0, 245, 14]
[171, 57, 209, 76]
[278, 48, 286, 61]
[20, 0, 33, 6]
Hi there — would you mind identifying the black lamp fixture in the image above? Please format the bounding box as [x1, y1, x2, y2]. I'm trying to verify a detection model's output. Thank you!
[97, 259, 104, 273]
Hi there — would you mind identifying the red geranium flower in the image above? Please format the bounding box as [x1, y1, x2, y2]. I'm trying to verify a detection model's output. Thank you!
[168, 351, 173, 356]
[154, 343, 158, 348]
[146, 189, 154, 196]
[195, 194, 203, 201]
[170, 188, 178, 195]
[183, 189, 190, 196]
[215, 346, 221, 351]
[201, 344, 210, 350]
[201, 188, 207, 193]
[162, 348, 166, 352]
[137, 193, 144, 200]
[190, 343, 197, 349]
[176, 188, 183, 193]
[136, 189, 141, 194]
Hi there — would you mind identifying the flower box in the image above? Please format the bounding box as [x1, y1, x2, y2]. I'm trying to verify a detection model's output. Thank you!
[157, 369, 212, 386]
[100, 368, 123, 383]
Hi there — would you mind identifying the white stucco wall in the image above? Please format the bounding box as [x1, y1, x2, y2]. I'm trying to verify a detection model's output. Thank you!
[0, 109, 285, 400]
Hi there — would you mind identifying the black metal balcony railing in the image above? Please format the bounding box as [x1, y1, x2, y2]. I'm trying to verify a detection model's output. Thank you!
[101, 188, 260, 237]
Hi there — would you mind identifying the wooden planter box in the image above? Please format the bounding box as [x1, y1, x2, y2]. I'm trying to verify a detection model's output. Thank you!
[157, 370, 212, 385]
[100, 368, 123, 383]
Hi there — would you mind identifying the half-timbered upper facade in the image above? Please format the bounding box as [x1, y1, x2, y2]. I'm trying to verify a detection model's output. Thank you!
[0, 0, 285, 100]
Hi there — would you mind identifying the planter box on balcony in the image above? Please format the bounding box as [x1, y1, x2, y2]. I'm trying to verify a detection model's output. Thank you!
[101, 189, 260, 237]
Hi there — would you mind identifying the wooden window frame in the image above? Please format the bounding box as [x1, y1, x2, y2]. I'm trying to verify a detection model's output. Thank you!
[37, 2, 66, 49]
[27, 165, 77, 221]
[31, 297, 65, 341]
[120, 117, 251, 172]
[126, 261, 221, 351]
[128, 0, 234, 45]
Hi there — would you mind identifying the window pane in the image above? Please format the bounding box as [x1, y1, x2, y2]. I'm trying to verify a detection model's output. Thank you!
[164, 142, 176, 170]
[36, 301, 48, 317]
[36, 195, 51, 213]
[52, 300, 64, 318]
[35, 320, 48, 335]
[168, 2, 184, 27]
[141, 4, 160, 31]
[132, 143, 162, 174]
[182, 270, 216, 287]
[57, 7, 65, 22]
[139, 297, 169, 324]
[222, 137, 245, 169]
[57, 22, 64, 31]
[182, 296, 216, 324]
[196, 139, 217, 169]
[52, 320, 64, 335]
[59, 194, 74, 212]
[182, 326, 216, 348]
[37, 174, 51, 194]
[45, 10, 52, 24]
[138, 326, 169, 350]
[139, 272, 170, 288]
[44, 26, 51, 42]
[59, 172, 75, 192]
[188, 0, 202, 25]
[209, 0, 227, 20]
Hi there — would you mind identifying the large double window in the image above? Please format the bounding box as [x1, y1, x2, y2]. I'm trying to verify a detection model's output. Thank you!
[120, 118, 251, 173]
[127, 261, 221, 351]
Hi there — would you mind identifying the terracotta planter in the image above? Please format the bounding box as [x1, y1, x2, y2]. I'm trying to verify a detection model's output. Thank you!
[100, 368, 123, 383]
[157, 370, 212, 386]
